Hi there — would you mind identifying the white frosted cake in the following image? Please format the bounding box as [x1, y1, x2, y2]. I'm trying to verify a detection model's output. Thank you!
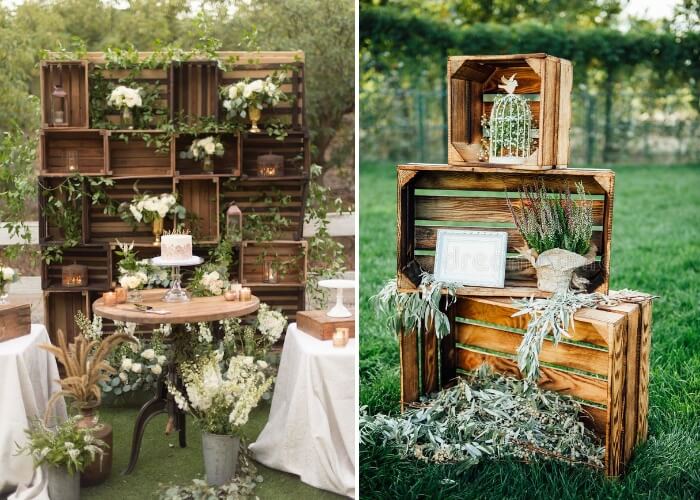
[160, 234, 193, 262]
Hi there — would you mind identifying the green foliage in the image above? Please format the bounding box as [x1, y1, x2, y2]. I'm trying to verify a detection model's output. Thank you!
[507, 181, 593, 255]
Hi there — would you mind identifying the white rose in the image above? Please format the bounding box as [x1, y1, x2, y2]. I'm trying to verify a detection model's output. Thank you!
[141, 349, 155, 360]
[247, 79, 264, 93]
[121, 358, 133, 371]
[204, 142, 216, 155]
[119, 372, 128, 382]
[228, 85, 238, 99]
[256, 360, 269, 369]
[131, 363, 142, 373]
[157, 355, 167, 364]
[151, 364, 162, 375]
[2, 267, 15, 281]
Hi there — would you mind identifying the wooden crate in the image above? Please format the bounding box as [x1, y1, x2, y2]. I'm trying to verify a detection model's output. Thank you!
[174, 177, 220, 243]
[241, 130, 309, 179]
[87, 177, 174, 244]
[448, 53, 572, 170]
[240, 240, 307, 286]
[248, 284, 305, 324]
[40, 61, 90, 128]
[0, 303, 32, 343]
[221, 177, 307, 240]
[296, 310, 355, 340]
[174, 133, 241, 176]
[400, 294, 653, 477]
[96, 67, 170, 128]
[44, 290, 90, 345]
[38, 177, 89, 244]
[221, 59, 305, 129]
[397, 164, 615, 298]
[170, 61, 220, 123]
[41, 244, 112, 291]
[107, 131, 172, 177]
[40, 129, 108, 176]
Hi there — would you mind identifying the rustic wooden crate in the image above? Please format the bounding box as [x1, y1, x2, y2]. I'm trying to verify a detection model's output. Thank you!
[174, 177, 220, 244]
[240, 240, 307, 286]
[221, 178, 307, 241]
[40, 129, 108, 176]
[41, 244, 112, 291]
[397, 164, 615, 298]
[400, 294, 653, 477]
[96, 67, 170, 128]
[221, 59, 305, 129]
[248, 284, 305, 324]
[170, 61, 220, 123]
[174, 133, 241, 176]
[448, 53, 572, 170]
[40, 61, 90, 129]
[0, 303, 32, 343]
[87, 177, 174, 244]
[296, 310, 355, 341]
[241, 130, 309, 179]
[107, 130, 172, 177]
[44, 290, 90, 345]
[38, 177, 89, 244]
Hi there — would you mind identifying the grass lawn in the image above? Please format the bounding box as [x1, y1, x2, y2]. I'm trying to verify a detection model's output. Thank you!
[359, 163, 700, 499]
[81, 399, 343, 499]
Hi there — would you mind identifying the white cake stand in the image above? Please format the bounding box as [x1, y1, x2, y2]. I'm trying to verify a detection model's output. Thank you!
[151, 256, 204, 303]
[319, 279, 356, 318]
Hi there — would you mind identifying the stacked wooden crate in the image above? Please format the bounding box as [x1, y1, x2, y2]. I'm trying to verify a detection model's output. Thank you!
[398, 53, 652, 476]
[38, 52, 310, 343]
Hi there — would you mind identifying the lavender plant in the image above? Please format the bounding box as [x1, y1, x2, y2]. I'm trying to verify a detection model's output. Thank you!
[507, 180, 593, 255]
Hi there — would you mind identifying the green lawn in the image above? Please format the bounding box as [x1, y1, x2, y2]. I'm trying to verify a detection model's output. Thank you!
[359, 163, 700, 499]
[82, 400, 343, 499]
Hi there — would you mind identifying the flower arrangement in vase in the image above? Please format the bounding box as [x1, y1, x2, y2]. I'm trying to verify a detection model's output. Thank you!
[182, 136, 225, 172]
[107, 85, 143, 129]
[167, 351, 273, 486]
[118, 192, 185, 245]
[507, 180, 595, 292]
[221, 74, 287, 133]
[0, 265, 20, 304]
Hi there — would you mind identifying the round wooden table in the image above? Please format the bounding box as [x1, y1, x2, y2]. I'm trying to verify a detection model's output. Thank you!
[93, 289, 260, 474]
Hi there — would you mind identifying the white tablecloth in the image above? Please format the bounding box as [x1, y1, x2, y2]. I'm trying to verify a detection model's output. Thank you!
[0, 325, 66, 499]
[250, 323, 356, 498]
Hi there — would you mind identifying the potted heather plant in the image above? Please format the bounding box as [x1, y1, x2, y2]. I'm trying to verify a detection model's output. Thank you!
[17, 416, 106, 500]
[507, 180, 595, 292]
[167, 352, 273, 486]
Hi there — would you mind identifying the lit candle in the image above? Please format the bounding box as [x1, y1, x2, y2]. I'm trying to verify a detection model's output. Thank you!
[102, 292, 117, 306]
[240, 287, 252, 301]
[224, 290, 238, 301]
[332, 327, 349, 348]
[115, 287, 127, 304]
[230, 283, 242, 292]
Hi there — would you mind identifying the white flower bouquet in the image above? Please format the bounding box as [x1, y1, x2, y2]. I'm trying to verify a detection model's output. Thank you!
[189, 264, 228, 298]
[168, 351, 273, 435]
[186, 136, 225, 161]
[0, 266, 20, 302]
[220, 304, 287, 360]
[108, 85, 143, 110]
[256, 304, 287, 344]
[221, 74, 287, 119]
[119, 192, 185, 227]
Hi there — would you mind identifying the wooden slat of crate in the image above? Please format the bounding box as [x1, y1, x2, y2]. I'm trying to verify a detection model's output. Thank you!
[0, 303, 32, 343]
[170, 62, 220, 123]
[447, 53, 572, 170]
[247, 284, 305, 324]
[239, 240, 307, 285]
[396, 164, 615, 298]
[40, 61, 89, 128]
[40, 129, 108, 176]
[241, 131, 309, 178]
[38, 176, 90, 244]
[41, 244, 112, 291]
[108, 131, 172, 177]
[87, 177, 174, 244]
[220, 178, 307, 240]
[174, 133, 241, 177]
[44, 290, 89, 345]
[174, 177, 220, 244]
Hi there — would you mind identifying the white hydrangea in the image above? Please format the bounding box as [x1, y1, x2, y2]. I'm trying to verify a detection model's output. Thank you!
[256, 304, 287, 343]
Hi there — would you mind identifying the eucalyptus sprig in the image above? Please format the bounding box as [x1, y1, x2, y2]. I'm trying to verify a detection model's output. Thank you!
[372, 273, 457, 339]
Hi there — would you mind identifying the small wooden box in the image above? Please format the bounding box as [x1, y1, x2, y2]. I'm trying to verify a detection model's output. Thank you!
[0, 303, 32, 343]
[400, 294, 653, 477]
[297, 310, 355, 341]
[448, 53, 572, 170]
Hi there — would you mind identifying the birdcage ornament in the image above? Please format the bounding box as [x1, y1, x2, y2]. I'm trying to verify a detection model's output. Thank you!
[488, 74, 532, 164]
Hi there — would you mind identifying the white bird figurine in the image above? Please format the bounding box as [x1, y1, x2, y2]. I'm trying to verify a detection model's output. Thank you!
[498, 74, 518, 94]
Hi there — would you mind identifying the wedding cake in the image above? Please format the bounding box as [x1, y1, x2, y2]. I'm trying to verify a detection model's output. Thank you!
[160, 233, 193, 262]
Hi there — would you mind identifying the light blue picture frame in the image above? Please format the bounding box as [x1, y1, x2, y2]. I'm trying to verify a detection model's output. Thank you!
[433, 229, 508, 288]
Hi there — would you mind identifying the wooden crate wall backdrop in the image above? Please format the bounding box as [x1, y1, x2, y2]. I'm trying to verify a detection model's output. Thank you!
[38, 52, 310, 344]
[397, 164, 614, 298]
[447, 53, 572, 170]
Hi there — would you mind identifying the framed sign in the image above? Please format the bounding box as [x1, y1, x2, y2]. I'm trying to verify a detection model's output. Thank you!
[433, 229, 508, 288]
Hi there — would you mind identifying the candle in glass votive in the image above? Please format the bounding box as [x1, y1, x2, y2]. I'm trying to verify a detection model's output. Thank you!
[103, 291, 117, 306]
[115, 287, 127, 304]
[240, 287, 252, 301]
[230, 283, 242, 292]
[332, 327, 349, 348]
[224, 290, 238, 301]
